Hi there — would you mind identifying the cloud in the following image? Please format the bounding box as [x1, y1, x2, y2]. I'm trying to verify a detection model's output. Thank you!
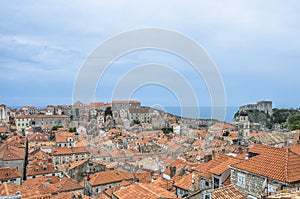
[0, 0, 300, 107]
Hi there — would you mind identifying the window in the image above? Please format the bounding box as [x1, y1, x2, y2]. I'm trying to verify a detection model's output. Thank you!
[204, 194, 211, 199]
[205, 181, 209, 187]
[237, 173, 246, 188]
[213, 178, 220, 189]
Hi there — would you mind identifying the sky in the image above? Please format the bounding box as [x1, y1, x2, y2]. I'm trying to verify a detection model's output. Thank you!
[0, 0, 300, 110]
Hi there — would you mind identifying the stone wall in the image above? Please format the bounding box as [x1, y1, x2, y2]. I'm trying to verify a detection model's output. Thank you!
[230, 168, 299, 198]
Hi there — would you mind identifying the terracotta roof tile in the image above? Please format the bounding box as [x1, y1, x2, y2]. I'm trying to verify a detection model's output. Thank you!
[0, 145, 25, 161]
[88, 170, 134, 186]
[113, 183, 177, 199]
[68, 159, 88, 170]
[55, 133, 75, 143]
[53, 192, 92, 199]
[174, 172, 199, 191]
[53, 147, 89, 155]
[26, 162, 56, 176]
[28, 133, 49, 142]
[23, 176, 83, 195]
[0, 182, 51, 199]
[212, 184, 246, 199]
[0, 168, 21, 180]
[232, 145, 300, 183]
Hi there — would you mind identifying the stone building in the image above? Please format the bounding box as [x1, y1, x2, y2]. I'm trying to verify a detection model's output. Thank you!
[230, 144, 300, 199]
[66, 159, 106, 182]
[0, 144, 26, 179]
[111, 100, 141, 111]
[128, 108, 151, 123]
[15, 114, 70, 132]
[19, 106, 39, 115]
[85, 170, 134, 197]
[0, 104, 8, 121]
[0, 168, 22, 185]
[55, 132, 75, 148]
[237, 111, 250, 146]
[52, 147, 91, 165]
[239, 100, 273, 115]
[27, 132, 54, 150]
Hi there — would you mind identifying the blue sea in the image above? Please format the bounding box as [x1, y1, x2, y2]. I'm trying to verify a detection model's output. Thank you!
[164, 106, 239, 123]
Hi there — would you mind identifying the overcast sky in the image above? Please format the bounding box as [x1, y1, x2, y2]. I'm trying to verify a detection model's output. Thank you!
[0, 1, 299, 109]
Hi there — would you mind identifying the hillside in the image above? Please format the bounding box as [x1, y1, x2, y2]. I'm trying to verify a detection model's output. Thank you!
[234, 108, 300, 130]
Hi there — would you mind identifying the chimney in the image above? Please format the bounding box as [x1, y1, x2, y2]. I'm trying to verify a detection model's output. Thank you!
[179, 168, 185, 176]
[212, 150, 215, 159]
[170, 166, 176, 178]
[246, 147, 249, 159]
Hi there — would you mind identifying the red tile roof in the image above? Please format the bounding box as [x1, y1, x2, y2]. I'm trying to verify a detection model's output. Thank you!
[23, 176, 83, 195]
[113, 183, 177, 199]
[55, 133, 75, 143]
[212, 184, 246, 199]
[232, 145, 300, 183]
[134, 172, 152, 183]
[26, 162, 56, 177]
[28, 150, 51, 162]
[0, 145, 25, 161]
[0, 182, 51, 199]
[88, 170, 134, 186]
[0, 127, 7, 133]
[53, 192, 93, 199]
[174, 173, 199, 191]
[53, 147, 89, 155]
[68, 159, 88, 170]
[28, 133, 49, 142]
[0, 168, 21, 180]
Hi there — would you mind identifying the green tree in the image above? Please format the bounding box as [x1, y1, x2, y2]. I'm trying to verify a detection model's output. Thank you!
[69, 127, 77, 132]
[133, 119, 141, 125]
[288, 114, 300, 130]
[161, 127, 173, 135]
[1, 134, 8, 140]
[51, 126, 62, 131]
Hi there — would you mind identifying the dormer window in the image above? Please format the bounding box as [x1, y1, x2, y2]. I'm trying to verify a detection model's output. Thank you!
[35, 168, 39, 172]
[5, 173, 9, 177]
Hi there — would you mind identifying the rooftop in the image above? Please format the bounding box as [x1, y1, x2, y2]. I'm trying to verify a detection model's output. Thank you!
[232, 144, 300, 183]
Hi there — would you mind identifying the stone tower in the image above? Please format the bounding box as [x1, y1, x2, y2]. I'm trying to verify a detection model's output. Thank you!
[0, 104, 7, 121]
[238, 111, 250, 146]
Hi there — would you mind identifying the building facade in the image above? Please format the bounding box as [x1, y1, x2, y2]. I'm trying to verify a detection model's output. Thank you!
[15, 115, 70, 132]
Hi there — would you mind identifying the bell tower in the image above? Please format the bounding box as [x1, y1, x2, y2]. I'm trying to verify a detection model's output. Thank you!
[238, 111, 250, 146]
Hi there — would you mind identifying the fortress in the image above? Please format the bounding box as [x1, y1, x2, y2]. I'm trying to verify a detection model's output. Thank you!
[239, 100, 273, 115]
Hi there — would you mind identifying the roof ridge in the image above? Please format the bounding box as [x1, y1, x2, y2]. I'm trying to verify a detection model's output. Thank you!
[138, 183, 160, 197]
[4, 182, 9, 196]
[285, 148, 289, 182]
